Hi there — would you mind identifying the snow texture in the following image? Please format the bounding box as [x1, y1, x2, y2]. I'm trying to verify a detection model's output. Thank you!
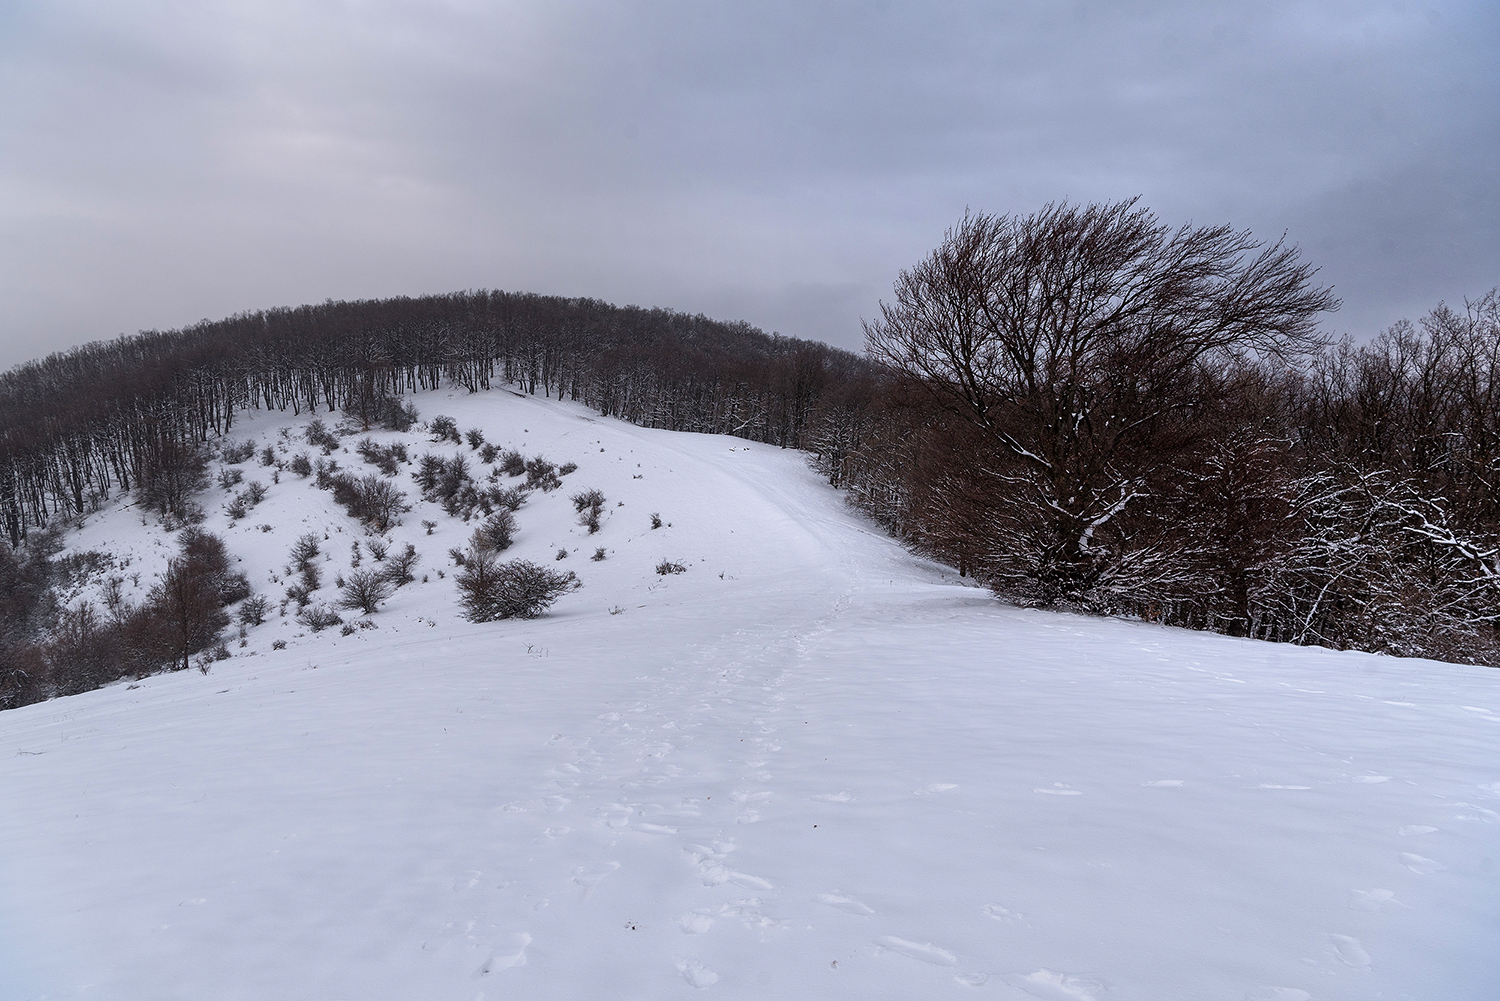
[1, 388, 1497, 1000]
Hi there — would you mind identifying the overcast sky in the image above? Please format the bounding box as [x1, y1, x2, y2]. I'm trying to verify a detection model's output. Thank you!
[1, 0, 1495, 371]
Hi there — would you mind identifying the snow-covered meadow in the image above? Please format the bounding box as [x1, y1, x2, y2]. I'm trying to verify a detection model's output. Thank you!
[2, 387, 1496, 1000]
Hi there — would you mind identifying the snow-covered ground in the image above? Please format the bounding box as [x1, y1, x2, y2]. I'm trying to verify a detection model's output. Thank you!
[2, 388, 1497, 1001]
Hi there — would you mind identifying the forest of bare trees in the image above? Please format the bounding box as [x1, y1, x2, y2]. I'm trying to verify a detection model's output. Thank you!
[817, 201, 1500, 666]
[0, 291, 861, 549]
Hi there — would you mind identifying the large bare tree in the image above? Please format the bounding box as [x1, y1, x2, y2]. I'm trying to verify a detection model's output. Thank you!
[865, 198, 1339, 604]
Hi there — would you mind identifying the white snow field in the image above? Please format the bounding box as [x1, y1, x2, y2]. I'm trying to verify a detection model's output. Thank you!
[2, 387, 1497, 1001]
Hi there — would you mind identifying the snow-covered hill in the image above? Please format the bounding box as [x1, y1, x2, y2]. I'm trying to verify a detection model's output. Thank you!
[2, 387, 1496, 1001]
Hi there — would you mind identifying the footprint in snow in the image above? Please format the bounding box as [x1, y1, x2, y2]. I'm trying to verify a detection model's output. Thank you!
[815, 893, 875, 915]
[812, 791, 853, 802]
[1141, 780, 1184, 787]
[736, 810, 761, 825]
[1034, 784, 1083, 796]
[1329, 933, 1371, 968]
[1257, 784, 1311, 790]
[1349, 888, 1399, 911]
[914, 783, 959, 796]
[1004, 968, 1104, 1001]
[1399, 852, 1444, 875]
[1353, 775, 1390, 783]
[1245, 989, 1311, 1001]
[680, 913, 714, 934]
[1398, 825, 1438, 836]
[675, 959, 719, 988]
[983, 903, 1025, 923]
[572, 861, 620, 888]
[876, 936, 956, 966]
[955, 971, 989, 987]
[476, 932, 531, 976]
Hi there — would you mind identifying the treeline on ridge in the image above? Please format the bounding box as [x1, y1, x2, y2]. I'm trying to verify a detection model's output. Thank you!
[0, 291, 864, 547]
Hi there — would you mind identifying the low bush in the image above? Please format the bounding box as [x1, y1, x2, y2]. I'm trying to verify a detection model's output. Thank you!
[456, 554, 580, 622]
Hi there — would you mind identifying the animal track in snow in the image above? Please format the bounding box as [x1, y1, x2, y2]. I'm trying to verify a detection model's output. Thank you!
[816, 893, 875, 915]
[1245, 989, 1311, 1001]
[1353, 774, 1390, 783]
[1141, 780, 1184, 787]
[676, 959, 720, 988]
[1349, 888, 1399, 911]
[1329, 934, 1371, 968]
[1034, 784, 1082, 795]
[914, 783, 959, 795]
[1399, 852, 1444, 874]
[736, 810, 760, 824]
[1005, 968, 1104, 1001]
[543, 796, 570, 811]
[955, 971, 989, 986]
[812, 791, 853, 802]
[876, 935, 956, 966]
[1257, 784, 1311, 790]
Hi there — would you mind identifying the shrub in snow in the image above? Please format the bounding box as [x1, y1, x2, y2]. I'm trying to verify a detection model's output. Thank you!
[558, 461, 578, 476]
[221, 441, 257, 464]
[356, 438, 408, 476]
[380, 544, 419, 587]
[305, 419, 340, 454]
[465, 428, 485, 450]
[238, 594, 270, 626]
[260, 446, 277, 467]
[289, 453, 312, 477]
[322, 472, 410, 532]
[656, 559, 686, 575]
[216, 468, 244, 491]
[592, 547, 607, 561]
[428, 415, 461, 443]
[498, 449, 526, 477]
[297, 604, 343, 632]
[492, 485, 527, 511]
[366, 538, 389, 562]
[524, 457, 561, 492]
[555, 548, 568, 560]
[457, 553, 580, 622]
[571, 489, 606, 534]
[471, 510, 517, 553]
[338, 570, 393, 615]
[479, 442, 499, 464]
[650, 512, 662, 529]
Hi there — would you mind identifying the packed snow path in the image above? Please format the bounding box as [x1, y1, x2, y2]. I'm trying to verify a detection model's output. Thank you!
[2, 390, 1497, 1000]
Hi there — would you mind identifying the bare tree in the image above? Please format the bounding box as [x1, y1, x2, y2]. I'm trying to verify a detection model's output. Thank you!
[865, 199, 1339, 604]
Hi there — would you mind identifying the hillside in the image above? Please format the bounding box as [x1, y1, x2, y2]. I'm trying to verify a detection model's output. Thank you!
[1, 387, 1496, 1001]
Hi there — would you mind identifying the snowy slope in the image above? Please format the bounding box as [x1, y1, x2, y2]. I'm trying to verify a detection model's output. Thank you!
[2, 387, 1497, 1001]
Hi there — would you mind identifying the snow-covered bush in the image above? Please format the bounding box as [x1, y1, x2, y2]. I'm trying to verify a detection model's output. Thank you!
[456, 554, 580, 622]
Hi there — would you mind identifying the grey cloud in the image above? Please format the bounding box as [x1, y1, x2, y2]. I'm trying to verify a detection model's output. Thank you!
[1, 0, 1495, 368]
